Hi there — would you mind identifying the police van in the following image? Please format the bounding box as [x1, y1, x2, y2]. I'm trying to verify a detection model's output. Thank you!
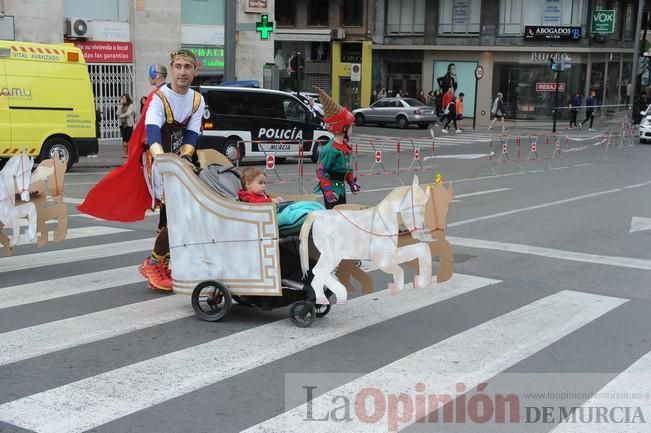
[198, 86, 332, 163]
[0, 40, 98, 170]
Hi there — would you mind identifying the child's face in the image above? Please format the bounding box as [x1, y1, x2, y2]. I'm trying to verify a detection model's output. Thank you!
[247, 174, 267, 196]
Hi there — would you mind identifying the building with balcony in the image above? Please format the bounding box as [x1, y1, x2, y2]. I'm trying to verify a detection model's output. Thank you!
[372, 0, 641, 125]
[273, 0, 374, 108]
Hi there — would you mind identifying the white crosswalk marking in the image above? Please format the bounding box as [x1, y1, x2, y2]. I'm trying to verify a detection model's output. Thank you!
[350, 132, 491, 152]
[0, 295, 191, 367]
[0, 266, 142, 310]
[550, 350, 651, 433]
[22, 225, 131, 245]
[243, 291, 627, 433]
[62, 197, 84, 205]
[10, 226, 131, 245]
[0, 274, 497, 433]
[0, 237, 153, 273]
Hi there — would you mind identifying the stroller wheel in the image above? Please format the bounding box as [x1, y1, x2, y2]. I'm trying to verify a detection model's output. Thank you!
[315, 304, 331, 318]
[191, 280, 232, 322]
[289, 301, 316, 328]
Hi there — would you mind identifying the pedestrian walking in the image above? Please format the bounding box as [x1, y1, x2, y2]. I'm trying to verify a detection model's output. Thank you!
[378, 87, 387, 100]
[79, 49, 206, 292]
[441, 93, 460, 133]
[488, 92, 506, 131]
[418, 90, 427, 104]
[439, 88, 454, 123]
[580, 90, 597, 131]
[569, 91, 581, 129]
[455, 92, 465, 131]
[116, 94, 135, 158]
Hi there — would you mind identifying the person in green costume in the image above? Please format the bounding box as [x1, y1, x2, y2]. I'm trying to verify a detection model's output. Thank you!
[313, 86, 360, 209]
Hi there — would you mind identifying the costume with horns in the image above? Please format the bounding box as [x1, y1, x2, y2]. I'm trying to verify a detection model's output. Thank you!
[313, 87, 360, 209]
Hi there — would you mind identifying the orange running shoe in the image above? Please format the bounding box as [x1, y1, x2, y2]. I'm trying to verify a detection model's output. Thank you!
[148, 263, 172, 291]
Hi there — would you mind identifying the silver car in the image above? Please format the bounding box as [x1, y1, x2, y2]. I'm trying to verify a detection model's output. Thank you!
[352, 97, 436, 129]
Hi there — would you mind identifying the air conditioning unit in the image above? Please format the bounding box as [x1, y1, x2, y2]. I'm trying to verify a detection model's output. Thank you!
[64, 17, 91, 38]
[330, 28, 346, 40]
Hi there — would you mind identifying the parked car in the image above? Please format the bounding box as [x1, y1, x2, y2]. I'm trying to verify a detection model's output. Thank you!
[352, 98, 436, 129]
[640, 106, 651, 144]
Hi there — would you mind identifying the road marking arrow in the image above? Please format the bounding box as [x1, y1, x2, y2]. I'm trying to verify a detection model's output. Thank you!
[629, 216, 651, 233]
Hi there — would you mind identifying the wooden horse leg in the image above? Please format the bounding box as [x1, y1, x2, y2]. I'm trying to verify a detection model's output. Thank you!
[0, 222, 12, 257]
[376, 259, 405, 294]
[397, 243, 433, 289]
[430, 239, 454, 283]
[50, 204, 68, 243]
[335, 260, 374, 295]
[34, 200, 49, 248]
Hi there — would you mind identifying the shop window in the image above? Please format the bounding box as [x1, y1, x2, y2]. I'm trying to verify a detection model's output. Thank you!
[492, 61, 588, 120]
[308, 0, 329, 26]
[276, 0, 296, 27]
[386, 0, 425, 34]
[439, 0, 481, 35]
[498, 0, 585, 35]
[341, 0, 363, 27]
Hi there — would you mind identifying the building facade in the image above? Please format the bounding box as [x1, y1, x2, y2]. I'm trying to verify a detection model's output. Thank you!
[373, 0, 640, 126]
[273, 0, 374, 108]
[0, 0, 274, 140]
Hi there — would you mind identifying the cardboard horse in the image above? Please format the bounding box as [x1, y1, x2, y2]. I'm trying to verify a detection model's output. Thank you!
[299, 175, 453, 305]
[0, 154, 67, 256]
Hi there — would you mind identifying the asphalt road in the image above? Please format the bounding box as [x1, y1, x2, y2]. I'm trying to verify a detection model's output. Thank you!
[1, 125, 650, 433]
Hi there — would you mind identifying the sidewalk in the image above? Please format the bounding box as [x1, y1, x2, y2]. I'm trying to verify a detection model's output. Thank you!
[76, 141, 124, 170]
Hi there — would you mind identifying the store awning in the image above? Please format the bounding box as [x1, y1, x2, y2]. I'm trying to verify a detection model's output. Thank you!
[274, 29, 331, 42]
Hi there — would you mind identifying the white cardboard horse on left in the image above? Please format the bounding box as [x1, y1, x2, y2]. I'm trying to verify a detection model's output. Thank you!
[0, 150, 37, 248]
[0, 150, 57, 252]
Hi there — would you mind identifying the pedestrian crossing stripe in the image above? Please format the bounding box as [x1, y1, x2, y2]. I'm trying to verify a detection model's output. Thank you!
[0, 237, 153, 273]
[550, 351, 651, 432]
[0, 274, 498, 433]
[242, 291, 627, 433]
[0, 295, 191, 367]
[0, 266, 142, 310]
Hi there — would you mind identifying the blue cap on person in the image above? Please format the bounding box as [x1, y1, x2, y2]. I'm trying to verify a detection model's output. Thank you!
[148, 64, 167, 82]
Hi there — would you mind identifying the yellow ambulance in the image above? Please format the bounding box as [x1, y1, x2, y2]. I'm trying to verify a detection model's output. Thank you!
[0, 40, 98, 171]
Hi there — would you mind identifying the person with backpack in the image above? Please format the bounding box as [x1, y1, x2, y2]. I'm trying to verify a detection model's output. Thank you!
[488, 92, 506, 132]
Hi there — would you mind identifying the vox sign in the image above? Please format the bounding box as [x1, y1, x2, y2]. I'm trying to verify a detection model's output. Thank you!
[591, 10, 615, 34]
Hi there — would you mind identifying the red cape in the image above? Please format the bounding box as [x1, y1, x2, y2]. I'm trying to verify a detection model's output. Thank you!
[77, 91, 155, 222]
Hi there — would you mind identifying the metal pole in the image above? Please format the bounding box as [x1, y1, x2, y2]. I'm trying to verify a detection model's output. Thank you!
[472, 77, 478, 130]
[552, 70, 561, 133]
[224, 0, 237, 81]
[297, 51, 301, 95]
[630, 0, 646, 109]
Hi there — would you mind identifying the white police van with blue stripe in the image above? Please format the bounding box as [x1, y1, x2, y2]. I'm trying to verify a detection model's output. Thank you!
[198, 86, 332, 163]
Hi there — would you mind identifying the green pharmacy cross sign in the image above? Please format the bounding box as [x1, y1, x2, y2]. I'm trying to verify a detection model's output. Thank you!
[256, 15, 274, 40]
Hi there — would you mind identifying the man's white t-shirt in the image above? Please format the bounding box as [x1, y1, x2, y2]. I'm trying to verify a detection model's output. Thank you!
[145, 84, 205, 135]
